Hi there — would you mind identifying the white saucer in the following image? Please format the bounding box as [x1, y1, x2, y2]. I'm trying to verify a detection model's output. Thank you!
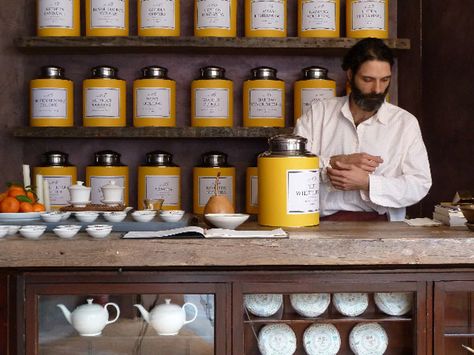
[258, 323, 297, 355]
[374, 292, 413, 316]
[333, 293, 369, 317]
[303, 323, 341, 355]
[244, 294, 283, 317]
[290, 293, 331, 317]
[101, 199, 123, 207]
[349, 322, 388, 355]
[67, 200, 91, 208]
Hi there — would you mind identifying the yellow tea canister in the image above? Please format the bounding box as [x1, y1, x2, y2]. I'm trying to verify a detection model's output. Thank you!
[245, 0, 287, 37]
[294, 66, 336, 122]
[191, 66, 233, 127]
[133, 66, 176, 127]
[33, 151, 77, 209]
[193, 151, 235, 214]
[86, 0, 129, 36]
[138, 151, 181, 210]
[246, 166, 258, 214]
[138, 0, 180, 36]
[194, 0, 236, 37]
[346, 0, 388, 39]
[30, 66, 74, 127]
[243, 67, 285, 127]
[298, 0, 340, 38]
[86, 150, 129, 205]
[37, 0, 80, 36]
[258, 135, 319, 227]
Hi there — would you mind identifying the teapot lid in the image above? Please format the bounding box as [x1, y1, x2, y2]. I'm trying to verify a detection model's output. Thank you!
[101, 180, 124, 190]
[69, 181, 90, 190]
[75, 298, 104, 313]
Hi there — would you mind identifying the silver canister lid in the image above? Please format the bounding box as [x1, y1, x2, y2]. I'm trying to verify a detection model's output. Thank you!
[141, 66, 169, 79]
[199, 66, 226, 79]
[302, 66, 330, 80]
[251, 67, 278, 80]
[40, 66, 65, 79]
[42, 151, 71, 166]
[201, 151, 229, 167]
[145, 150, 176, 166]
[91, 66, 119, 79]
[261, 134, 315, 157]
[94, 150, 123, 166]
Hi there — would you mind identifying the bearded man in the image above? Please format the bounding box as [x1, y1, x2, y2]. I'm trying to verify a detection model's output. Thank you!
[294, 38, 431, 221]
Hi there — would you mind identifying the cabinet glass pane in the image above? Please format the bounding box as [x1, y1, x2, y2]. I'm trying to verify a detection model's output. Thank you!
[443, 291, 474, 354]
[38, 294, 215, 355]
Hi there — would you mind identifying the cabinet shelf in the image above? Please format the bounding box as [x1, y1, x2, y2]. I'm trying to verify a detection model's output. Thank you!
[12, 126, 292, 139]
[244, 312, 412, 324]
[444, 327, 474, 338]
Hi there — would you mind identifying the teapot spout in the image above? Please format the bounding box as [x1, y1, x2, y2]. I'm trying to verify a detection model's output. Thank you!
[134, 304, 150, 323]
[57, 304, 72, 325]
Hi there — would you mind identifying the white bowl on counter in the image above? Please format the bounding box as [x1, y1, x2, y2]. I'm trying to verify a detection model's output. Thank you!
[204, 213, 249, 229]
[5, 225, 21, 235]
[53, 225, 82, 239]
[74, 212, 99, 223]
[40, 211, 64, 223]
[131, 210, 156, 223]
[102, 211, 127, 223]
[0, 226, 9, 238]
[60, 211, 72, 221]
[86, 224, 112, 239]
[19, 225, 47, 240]
[159, 210, 185, 223]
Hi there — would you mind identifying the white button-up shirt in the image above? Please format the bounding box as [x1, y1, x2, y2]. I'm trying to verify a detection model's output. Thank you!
[294, 96, 432, 221]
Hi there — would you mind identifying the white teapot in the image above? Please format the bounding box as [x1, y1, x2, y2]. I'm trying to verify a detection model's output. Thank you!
[134, 298, 198, 336]
[57, 298, 120, 336]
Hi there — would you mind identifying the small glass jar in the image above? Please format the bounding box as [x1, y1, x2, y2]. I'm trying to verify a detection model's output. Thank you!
[37, 0, 80, 36]
[138, 0, 180, 36]
[86, 0, 129, 36]
[346, 0, 388, 39]
[194, 0, 237, 37]
[298, 0, 340, 38]
[245, 0, 287, 37]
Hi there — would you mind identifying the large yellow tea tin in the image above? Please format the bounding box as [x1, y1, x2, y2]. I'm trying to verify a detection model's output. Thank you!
[191, 66, 233, 127]
[83, 66, 126, 127]
[193, 151, 235, 214]
[294, 66, 336, 122]
[33, 151, 77, 209]
[86, 0, 129, 36]
[246, 166, 258, 214]
[30, 66, 74, 127]
[346, 0, 388, 39]
[86, 150, 129, 205]
[133, 66, 176, 127]
[194, 0, 236, 37]
[245, 0, 287, 37]
[37, 0, 80, 36]
[243, 67, 285, 127]
[137, 151, 181, 210]
[138, 0, 180, 36]
[298, 0, 340, 38]
[258, 135, 319, 227]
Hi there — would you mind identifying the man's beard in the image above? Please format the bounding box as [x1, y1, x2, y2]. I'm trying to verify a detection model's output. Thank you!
[350, 79, 389, 112]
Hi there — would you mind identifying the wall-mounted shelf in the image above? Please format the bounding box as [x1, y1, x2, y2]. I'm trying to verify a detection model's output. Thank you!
[12, 126, 293, 139]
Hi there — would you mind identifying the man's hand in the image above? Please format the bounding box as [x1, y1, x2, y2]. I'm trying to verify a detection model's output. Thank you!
[327, 161, 370, 191]
[330, 153, 383, 173]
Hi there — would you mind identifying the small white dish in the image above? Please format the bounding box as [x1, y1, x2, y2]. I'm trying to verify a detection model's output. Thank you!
[349, 322, 388, 355]
[40, 211, 63, 223]
[5, 225, 21, 236]
[258, 323, 297, 355]
[19, 225, 47, 240]
[74, 212, 99, 223]
[53, 225, 81, 239]
[290, 293, 331, 318]
[0, 212, 41, 221]
[333, 293, 369, 317]
[102, 211, 127, 223]
[374, 292, 413, 316]
[86, 224, 112, 239]
[0, 226, 9, 238]
[244, 294, 283, 317]
[68, 200, 91, 208]
[131, 210, 156, 223]
[159, 210, 185, 223]
[303, 323, 341, 355]
[204, 213, 249, 229]
[60, 211, 72, 221]
[101, 199, 123, 207]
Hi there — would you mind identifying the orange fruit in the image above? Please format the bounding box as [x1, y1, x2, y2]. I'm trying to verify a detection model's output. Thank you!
[8, 186, 26, 198]
[19, 202, 34, 213]
[0, 191, 7, 203]
[32, 203, 46, 212]
[0, 196, 20, 213]
[26, 191, 36, 203]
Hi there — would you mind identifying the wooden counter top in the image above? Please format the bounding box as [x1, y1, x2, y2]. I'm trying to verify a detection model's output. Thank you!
[0, 222, 473, 268]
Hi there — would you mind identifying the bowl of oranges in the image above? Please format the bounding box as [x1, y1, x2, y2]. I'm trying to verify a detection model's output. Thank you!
[0, 184, 45, 221]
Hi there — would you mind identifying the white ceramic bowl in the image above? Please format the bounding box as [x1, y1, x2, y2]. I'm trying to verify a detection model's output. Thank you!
[333, 293, 369, 317]
[74, 212, 99, 223]
[131, 210, 156, 222]
[244, 294, 283, 317]
[204, 213, 249, 229]
[303, 323, 341, 355]
[60, 211, 72, 221]
[19, 225, 47, 240]
[290, 293, 331, 318]
[4, 225, 20, 236]
[258, 323, 297, 355]
[159, 210, 185, 223]
[0, 226, 9, 238]
[53, 225, 81, 239]
[374, 292, 413, 316]
[349, 322, 388, 355]
[40, 211, 63, 223]
[102, 211, 127, 223]
[86, 224, 112, 239]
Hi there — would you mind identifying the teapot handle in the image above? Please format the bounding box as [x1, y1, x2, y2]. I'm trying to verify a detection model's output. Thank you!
[182, 302, 198, 325]
[105, 302, 121, 325]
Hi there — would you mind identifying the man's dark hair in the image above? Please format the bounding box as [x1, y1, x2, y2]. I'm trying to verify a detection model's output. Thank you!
[342, 38, 394, 74]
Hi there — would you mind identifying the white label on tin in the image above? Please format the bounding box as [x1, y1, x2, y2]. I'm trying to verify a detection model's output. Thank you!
[136, 88, 171, 118]
[90, 0, 126, 29]
[194, 88, 229, 118]
[196, 0, 231, 29]
[198, 175, 233, 207]
[140, 0, 175, 29]
[251, 0, 285, 31]
[351, 1, 385, 30]
[249, 88, 283, 118]
[38, 0, 74, 29]
[44, 176, 72, 206]
[301, 0, 336, 31]
[90, 175, 125, 204]
[31, 88, 68, 119]
[300, 88, 334, 114]
[85, 88, 120, 118]
[287, 169, 319, 214]
[145, 175, 179, 206]
[250, 175, 258, 206]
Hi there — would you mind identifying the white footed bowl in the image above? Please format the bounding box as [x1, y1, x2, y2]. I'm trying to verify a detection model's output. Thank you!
[5, 225, 21, 235]
[131, 210, 156, 222]
[86, 224, 112, 239]
[102, 211, 127, 223]
[204, 213, 249, 229]
[53, 225, 81, 239]
[0, 226, 9, 238]
[74, 212, 99, 223]
[40, 211, 63, 223]
[20, 225, 47, 240]
[159, 210, 185, 223]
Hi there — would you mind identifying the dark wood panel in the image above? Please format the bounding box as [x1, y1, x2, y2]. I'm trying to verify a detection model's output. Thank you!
[0, 273, 7, 355]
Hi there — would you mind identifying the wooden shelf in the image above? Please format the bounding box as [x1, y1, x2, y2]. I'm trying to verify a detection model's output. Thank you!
[15, 36, 410, 54]
[244, 312, 412, 324]
[444, 327, 474, 337]
[12, 126, 293, 139]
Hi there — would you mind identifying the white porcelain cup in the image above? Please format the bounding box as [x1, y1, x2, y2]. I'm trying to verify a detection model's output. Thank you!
[101, 180, 124, 203]
[68, 181, 91, 204]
